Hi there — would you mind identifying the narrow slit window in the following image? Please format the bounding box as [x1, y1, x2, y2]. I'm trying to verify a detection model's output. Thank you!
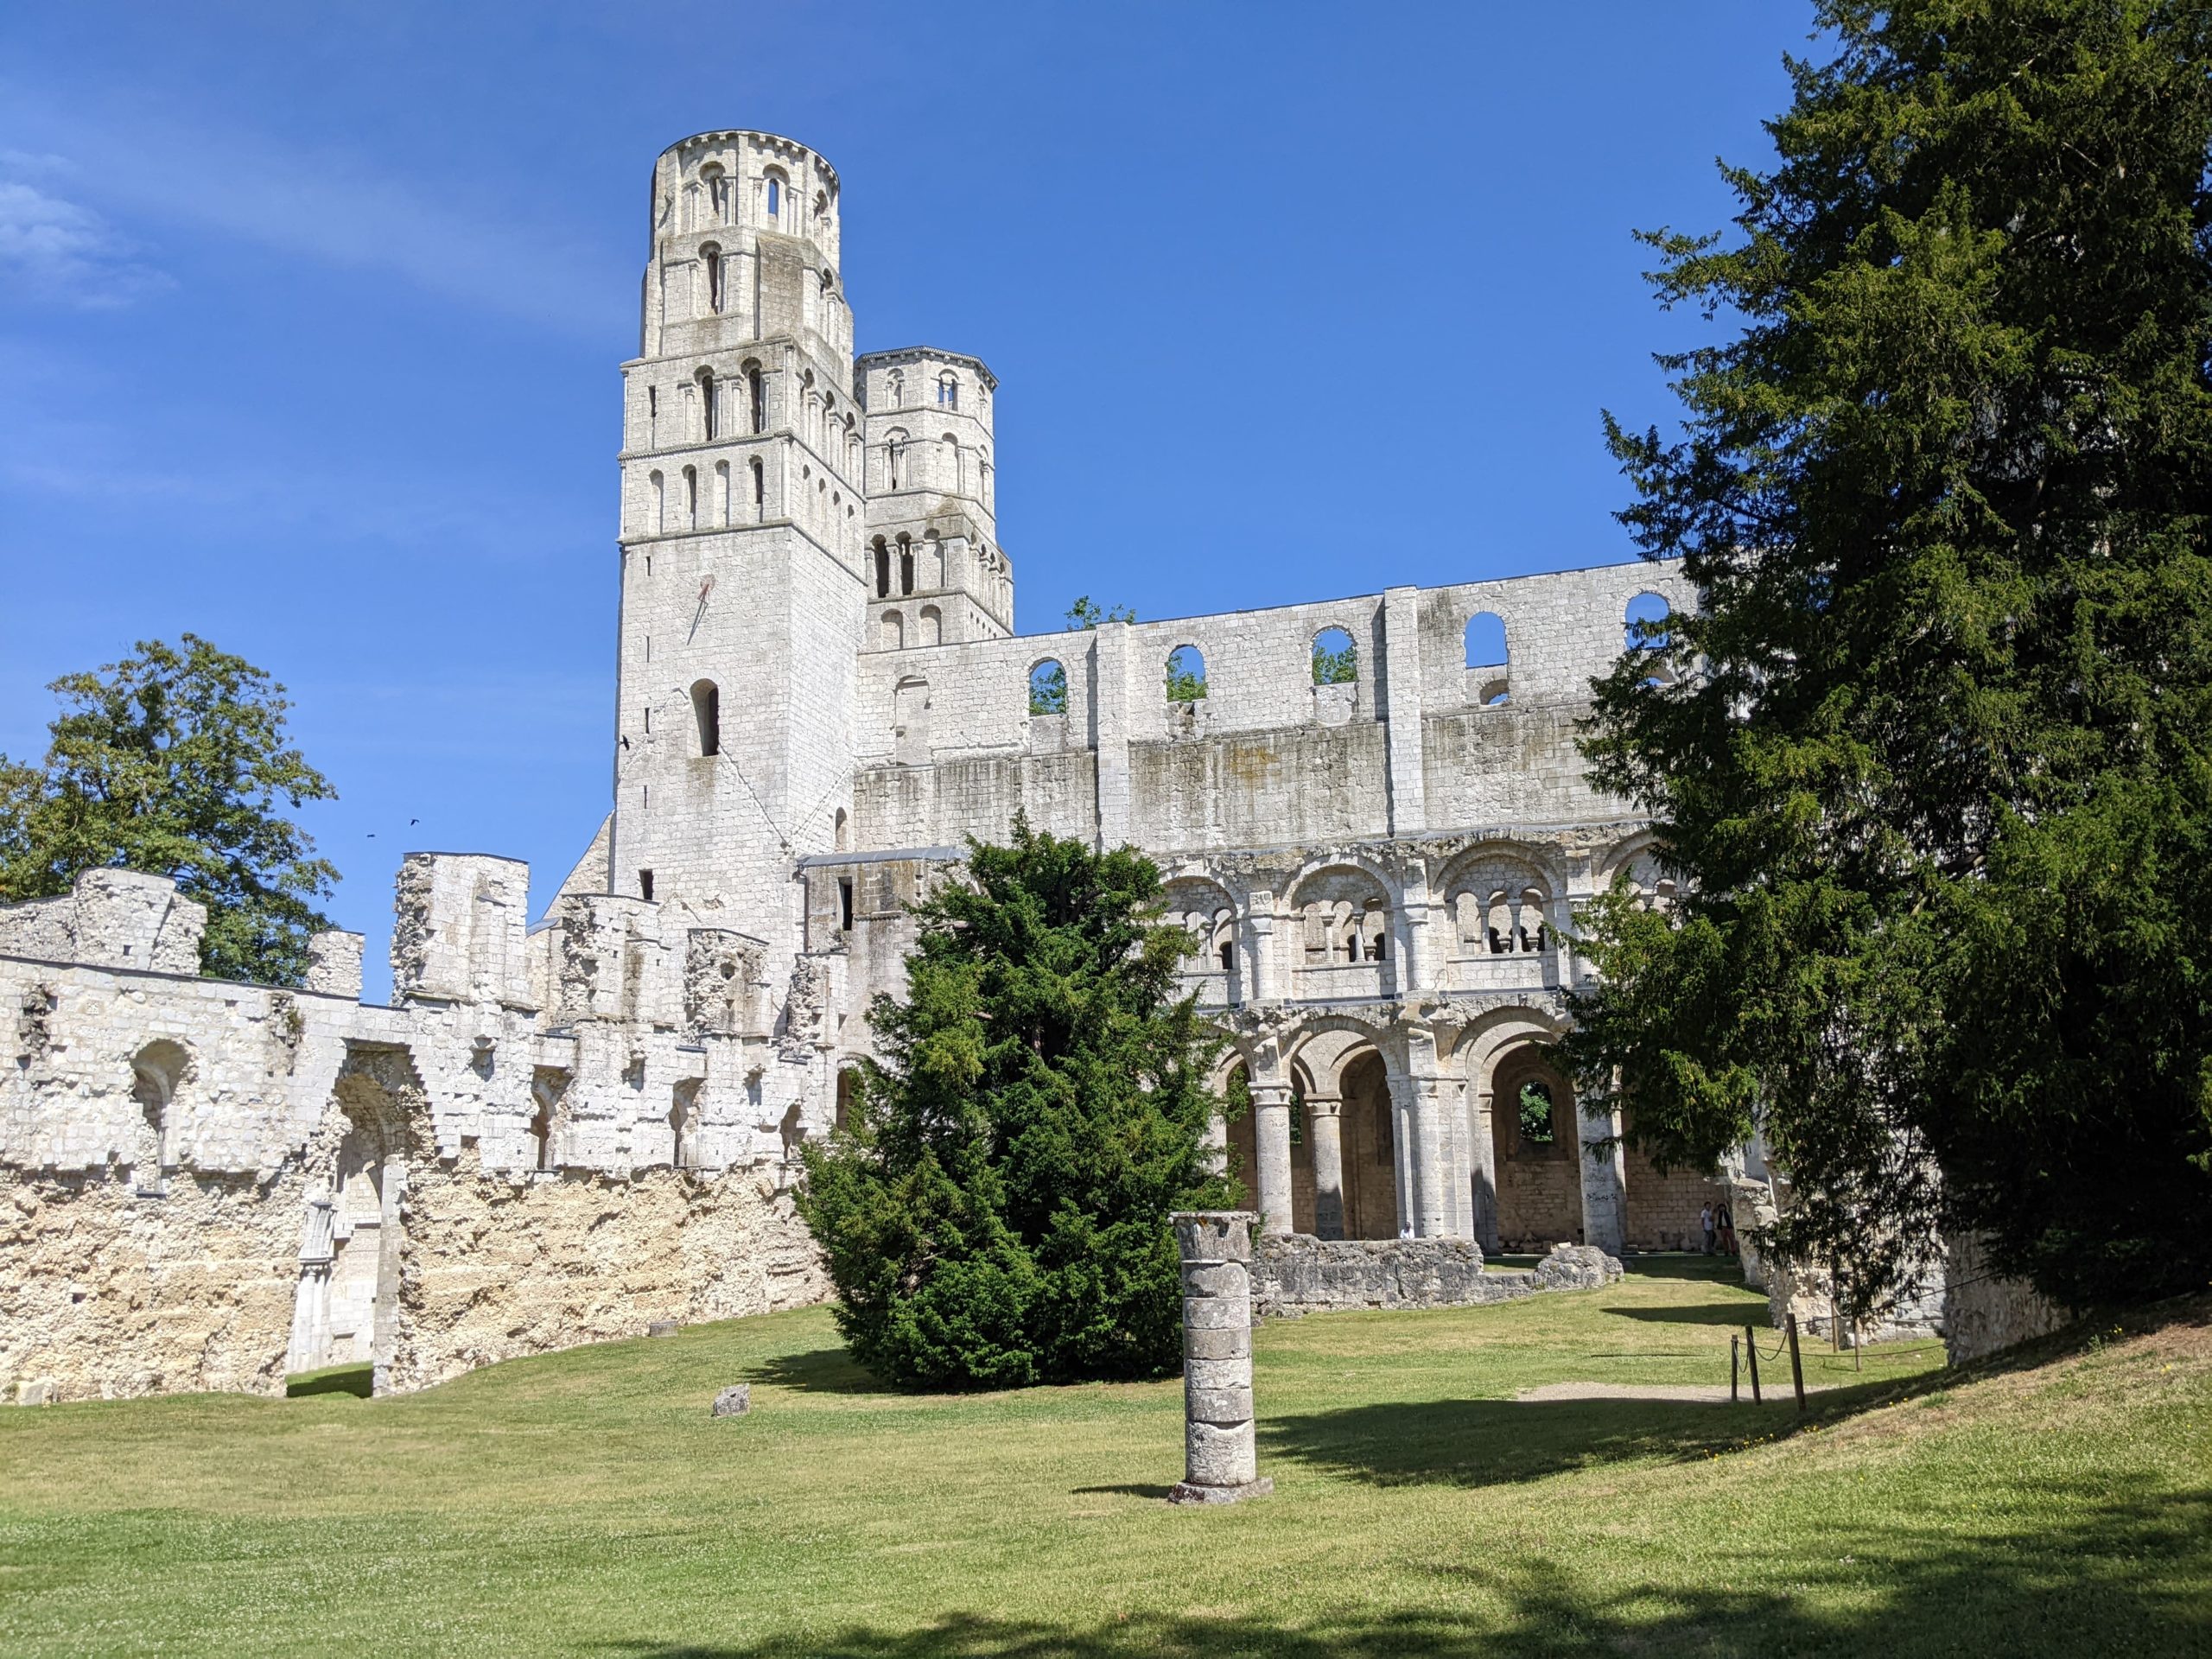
[838, 878, 855, 931]
[692, 681, 721, 756]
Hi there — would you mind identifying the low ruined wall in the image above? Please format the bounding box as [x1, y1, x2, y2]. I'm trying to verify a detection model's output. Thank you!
[2, 1166, 309, 1402]
[390, 1152, 828, 1392]
[1252, 1235, 1620, 1319]
[1943, 1231, 2067, 1364]
[3, 1154, 830, 1404]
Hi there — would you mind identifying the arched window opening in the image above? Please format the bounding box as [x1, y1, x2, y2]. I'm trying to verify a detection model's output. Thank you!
[745, 364, 766, 434]
[899, 537, 915, 595]
[1313, 626, 1357, 685]
[835, 1068, 857, 1131]
[1029, 658, 1068, 716]
[691, 680, 721, 757]
[683, 465, 698, 528]
[941, 434, 959, 492]
[1465, 611, 1508, 669]
[702, 163, 729, 224]
[702, 245, 722, 315]
[882, 609, 905, 650]
[887, 368, 905, 407]
[130, 1040, 186, 1195]
[649, 470, 665, 535]
[1518, 1078, 1557, 1147]
[936, 371, 957, 407]
[887, 437, 905, 489]
[699, 368, 717, 439]
[1166, 645, 1207, 702]
[1624, 591, 1671, 652]
[766, 175, 782, 219]
[873, 539, 891, 598]
[834, 807, 849, 851]
[749, 457, 765, 518]
[714, 460, 730, 525]
[918, 605, 943, 646]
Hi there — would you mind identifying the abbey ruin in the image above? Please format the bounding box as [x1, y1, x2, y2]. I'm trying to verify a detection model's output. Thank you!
[6, 129, 1891, 1406]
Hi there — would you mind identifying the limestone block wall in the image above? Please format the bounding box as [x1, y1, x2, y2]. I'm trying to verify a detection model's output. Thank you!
[386, 1151, 826, 1393]
[1, 861, 837, 1403]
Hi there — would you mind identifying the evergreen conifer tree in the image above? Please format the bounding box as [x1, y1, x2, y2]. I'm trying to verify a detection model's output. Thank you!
[1567, 0, 2212, 1315]
[798, 817, 1236, 1389]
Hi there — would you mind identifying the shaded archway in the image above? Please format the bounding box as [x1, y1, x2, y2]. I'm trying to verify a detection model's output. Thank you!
[289, 1049, 417, 1394]
[1487, 1044, 1580, 1251]
[1336, 1050, 1400, 1239]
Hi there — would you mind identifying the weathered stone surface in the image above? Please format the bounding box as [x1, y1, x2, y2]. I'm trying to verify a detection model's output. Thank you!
[1943, 1231, 2066, 1363]
[1167, 1476, 1273, 1505]
[1184, 1385, 1254, 1424]
[1183, 1416, 1258, 1486]
[1535, 1243, 1625, 1292]
[1183, 1325, 1250, 1362]
[1182, 1296, 1245, 1332]
[712, 1383, 752, 1417]
[649, 1320, 679, 1338]
[1180, 1261, 1247, 1297]
[1184, 1355, 1247, 1391]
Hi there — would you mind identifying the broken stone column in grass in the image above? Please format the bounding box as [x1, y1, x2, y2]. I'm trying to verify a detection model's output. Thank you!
[1168, 1210, 1274, 1505]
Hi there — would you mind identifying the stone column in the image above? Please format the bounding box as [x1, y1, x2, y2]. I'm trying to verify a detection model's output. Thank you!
[1167, 1211, 1273, 1505]
[1246, 896, 1278, 1005]
[1579, 1090, 1628, 1256]
[1249, 1081, 1294, 1236]
[1469, 1079, 1501, 1254]
[1307, 1096, 1345, 1239]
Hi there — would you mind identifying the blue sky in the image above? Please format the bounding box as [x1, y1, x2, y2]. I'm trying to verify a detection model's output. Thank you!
[0, 2, 1808, 995]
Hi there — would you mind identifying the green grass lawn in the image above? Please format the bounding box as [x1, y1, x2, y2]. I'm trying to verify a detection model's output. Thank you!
[2, 1258, 2206, 1656]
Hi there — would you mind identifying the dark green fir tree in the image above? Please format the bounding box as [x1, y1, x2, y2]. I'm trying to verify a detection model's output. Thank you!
[1567, 0, 2212, 1315]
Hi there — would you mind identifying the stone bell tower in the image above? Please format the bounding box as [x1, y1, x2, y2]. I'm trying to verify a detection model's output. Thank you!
[607, 130, 865, 975]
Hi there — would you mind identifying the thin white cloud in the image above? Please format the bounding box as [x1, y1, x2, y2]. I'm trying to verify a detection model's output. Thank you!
[0, 86, 624, 337]
[0, 159, 173, 308]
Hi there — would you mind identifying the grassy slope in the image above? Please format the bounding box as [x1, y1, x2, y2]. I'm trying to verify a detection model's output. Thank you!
[0, 1259, 2205, 1657]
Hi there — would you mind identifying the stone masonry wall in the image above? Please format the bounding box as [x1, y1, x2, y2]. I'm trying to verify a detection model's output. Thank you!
[1252, 1235, 1623, 1319]
[389, 1151, 826, 1392]
[2, 1165, 309, 1401]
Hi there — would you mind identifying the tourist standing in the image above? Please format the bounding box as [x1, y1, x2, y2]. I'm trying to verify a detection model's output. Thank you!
[1699, 1202, 1715, 1255]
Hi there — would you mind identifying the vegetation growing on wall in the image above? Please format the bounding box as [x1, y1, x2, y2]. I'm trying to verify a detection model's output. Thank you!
[1566, 0, 2212, 1316]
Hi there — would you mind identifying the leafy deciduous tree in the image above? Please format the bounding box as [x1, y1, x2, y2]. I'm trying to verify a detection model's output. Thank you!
[0, 635, 339, 986]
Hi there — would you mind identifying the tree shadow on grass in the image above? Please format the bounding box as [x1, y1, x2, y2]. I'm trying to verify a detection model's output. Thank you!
[744, 1347, 886, 1395]
[599, 1487, 2211, 1657]
[1618, 1254, 1745, 1282]
[1257, 1390, 1825, 1489]
[285, 1364, 372, 1400]
[1608, 1300, 1773, 1326]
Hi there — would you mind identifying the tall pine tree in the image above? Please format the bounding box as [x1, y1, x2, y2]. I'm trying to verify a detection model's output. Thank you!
[1567, 1, 2212, 1314]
